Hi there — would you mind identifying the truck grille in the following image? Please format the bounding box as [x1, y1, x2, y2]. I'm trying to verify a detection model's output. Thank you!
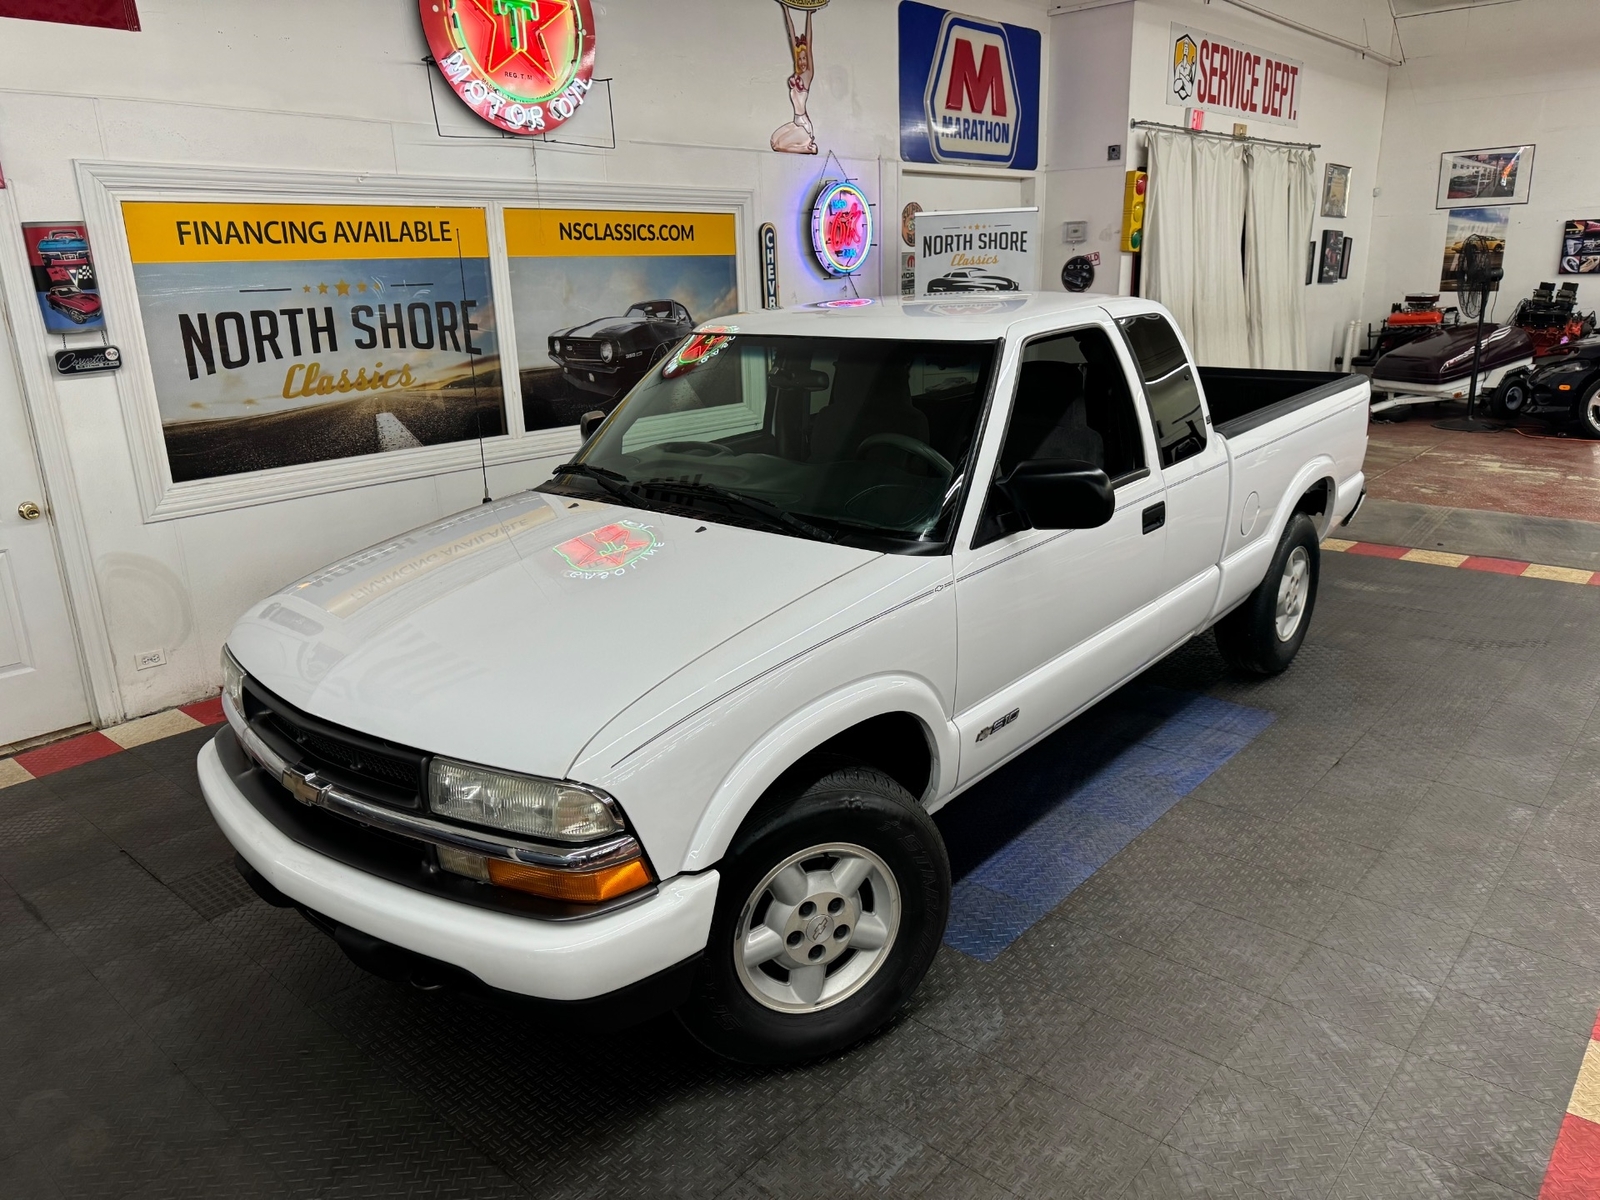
[242, 679, 425, 807]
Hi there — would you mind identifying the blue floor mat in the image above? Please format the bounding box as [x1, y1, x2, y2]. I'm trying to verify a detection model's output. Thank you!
[936, 683, 1274, 961]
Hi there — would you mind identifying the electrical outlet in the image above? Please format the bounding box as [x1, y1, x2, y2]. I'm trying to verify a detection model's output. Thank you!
[135, 649, 166, 671]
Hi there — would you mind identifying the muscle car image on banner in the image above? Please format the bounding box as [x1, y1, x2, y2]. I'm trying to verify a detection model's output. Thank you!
[504, 208, 739, 430]
[23, 222, 104, 333]
[123, 202, 502, 483]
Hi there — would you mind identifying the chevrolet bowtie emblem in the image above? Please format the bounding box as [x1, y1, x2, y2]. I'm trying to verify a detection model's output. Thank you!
[282, 768, 326, 807]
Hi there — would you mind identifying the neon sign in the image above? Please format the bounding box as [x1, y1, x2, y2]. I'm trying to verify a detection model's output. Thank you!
[810, 181, 873, 277]
[419, 0, 597, 136]
[662, 327, 737, 377]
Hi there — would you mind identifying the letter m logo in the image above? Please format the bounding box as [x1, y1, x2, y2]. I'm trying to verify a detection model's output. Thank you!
[925, 14, 1019, 167]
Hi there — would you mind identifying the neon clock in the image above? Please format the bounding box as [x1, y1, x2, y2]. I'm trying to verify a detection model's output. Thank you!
[810, 180, 873, 277]
[419, 0, 597, 136]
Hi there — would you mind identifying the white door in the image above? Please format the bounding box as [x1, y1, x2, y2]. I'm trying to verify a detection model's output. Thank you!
[954, 321, 1167, 786]
[0, 314, 90, 747]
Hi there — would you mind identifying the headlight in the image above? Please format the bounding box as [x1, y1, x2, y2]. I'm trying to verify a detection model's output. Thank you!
[599, 342, 616, 363]
[220, 646, 246, 715]
[551, 339, 562, 354]
[428, 758, 624, 842]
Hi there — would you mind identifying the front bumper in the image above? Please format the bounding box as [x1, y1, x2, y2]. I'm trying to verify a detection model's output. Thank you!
[199, 733, 719, 1002]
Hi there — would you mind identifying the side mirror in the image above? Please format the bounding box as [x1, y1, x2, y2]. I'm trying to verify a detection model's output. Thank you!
[998, 459, 1115, 530]
[579, 410, 606, 440]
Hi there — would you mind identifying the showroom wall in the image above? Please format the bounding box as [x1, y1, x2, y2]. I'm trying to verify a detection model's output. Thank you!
[1363, 0, 1597, 325]
[1042, 0, 1393, 367]
[0, 0, 1050, 724]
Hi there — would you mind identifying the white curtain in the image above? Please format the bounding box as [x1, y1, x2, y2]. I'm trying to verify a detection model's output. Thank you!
[1244, 144, 1318, 369]
[1140, 130, 1251, 367]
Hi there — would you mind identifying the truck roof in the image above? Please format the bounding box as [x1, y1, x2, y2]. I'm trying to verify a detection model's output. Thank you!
[701, 292, 1153, 341]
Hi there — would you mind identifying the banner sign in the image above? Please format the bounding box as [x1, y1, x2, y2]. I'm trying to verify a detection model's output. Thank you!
[122, 201, 502, 483]
[899, 1, 1041, 171]
[913, 207, 1038, 296]
[1167, 23, 1302, 127]
[504, 208, 738, 431]
[419, 0, 596, 136]
[23, 222, 104, 333]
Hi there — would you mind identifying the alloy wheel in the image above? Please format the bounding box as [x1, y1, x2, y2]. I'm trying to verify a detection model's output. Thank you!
[1275, 545, 1310, 642]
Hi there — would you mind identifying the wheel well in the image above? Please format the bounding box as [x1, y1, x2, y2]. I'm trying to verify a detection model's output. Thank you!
[1294, 478, 1332, 520]
[771, 712, 935, 803]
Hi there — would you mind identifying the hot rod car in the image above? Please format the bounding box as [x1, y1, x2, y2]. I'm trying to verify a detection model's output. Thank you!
[1492, 335, 1600, 436]
[548, 300, 695, 398]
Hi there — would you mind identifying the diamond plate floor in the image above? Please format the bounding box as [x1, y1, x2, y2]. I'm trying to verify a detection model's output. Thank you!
[3, 552, 1599, 1198]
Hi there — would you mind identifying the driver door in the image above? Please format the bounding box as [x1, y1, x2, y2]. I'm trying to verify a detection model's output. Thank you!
[953, 321, 1168, 786]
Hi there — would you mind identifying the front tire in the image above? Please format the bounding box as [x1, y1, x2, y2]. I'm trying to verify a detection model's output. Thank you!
[1576, 379, 1600, 440]
[1215, 513, 1321, 676]
[678, 766, 949, 1065]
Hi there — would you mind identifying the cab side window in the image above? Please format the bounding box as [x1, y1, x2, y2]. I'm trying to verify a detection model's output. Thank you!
[1116, 313, 1206, 468]
[998, 327, 1146, 481]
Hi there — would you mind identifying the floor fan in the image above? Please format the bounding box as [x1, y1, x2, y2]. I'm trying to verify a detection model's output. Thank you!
[1433, 233, 1504, 433]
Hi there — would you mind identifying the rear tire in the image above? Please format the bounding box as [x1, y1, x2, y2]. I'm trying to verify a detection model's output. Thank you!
[1215, 513, 1321, 677]
[1490, 372, 1529, 420]
[1577, 380, 1600, 440]
[677, 766, 949, 1065]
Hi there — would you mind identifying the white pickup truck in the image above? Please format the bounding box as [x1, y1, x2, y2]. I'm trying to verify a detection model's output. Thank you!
[201, 294, 1368, 1064]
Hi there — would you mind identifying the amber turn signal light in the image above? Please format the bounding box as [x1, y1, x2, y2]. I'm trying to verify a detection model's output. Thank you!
[486, 856, 653, 903]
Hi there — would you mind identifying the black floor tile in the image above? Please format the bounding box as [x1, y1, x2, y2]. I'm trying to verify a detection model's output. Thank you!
[1313, 894, 1474, 986]
[737, 1113, 949, 1198]
[1222, 999, 1405, 1125]
[1324, 1131, 1519, 1200]
[1124, 1143, 1272, 1198]
[0, 805, 124, 894]
[1153, 906, 1312, 996]
[908, 947, 1092, 1075]
[1408, 987, 1590, 1109]
[23, 853, 202, 965]
[1272, 945, 1438, 1048]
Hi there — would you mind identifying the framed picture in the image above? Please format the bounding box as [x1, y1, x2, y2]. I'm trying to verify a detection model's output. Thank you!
[1339, 237, 1353, 280]
[1439, 207, 1508, 291]
[1321, 164, 1350, 219]
[1437, 145, 1535, 209]
[1560, 220, 1600, 275]
[1318, 228, 1344, 284]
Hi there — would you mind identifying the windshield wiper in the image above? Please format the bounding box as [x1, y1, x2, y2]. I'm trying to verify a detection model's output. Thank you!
[550, 461, 636, 503]
[636, 478, 835, 542]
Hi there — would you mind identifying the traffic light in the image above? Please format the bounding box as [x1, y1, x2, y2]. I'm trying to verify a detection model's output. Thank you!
[1120, 170, 1147, 253]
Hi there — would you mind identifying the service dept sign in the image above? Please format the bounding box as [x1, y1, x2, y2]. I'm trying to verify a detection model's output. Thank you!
[420, 0, 596, 135]
[899, 2, 1040, 171]
[913, 207, 1038, 297]
[1167, 23, 1302, 127]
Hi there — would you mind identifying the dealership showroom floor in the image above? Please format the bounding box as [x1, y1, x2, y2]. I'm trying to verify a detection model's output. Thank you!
[6, 480, 1600, 1199]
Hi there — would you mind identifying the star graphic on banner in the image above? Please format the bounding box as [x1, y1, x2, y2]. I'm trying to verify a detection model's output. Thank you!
[335, 280, 351, 296]
[357, 281, 368, 293]
[463, 0, 571, 84]
[303, 285, 312, 293]
[317, 282, 329, 294]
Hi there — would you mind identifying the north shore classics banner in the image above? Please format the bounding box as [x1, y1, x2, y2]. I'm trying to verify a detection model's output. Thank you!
[123, 201, 503, 482]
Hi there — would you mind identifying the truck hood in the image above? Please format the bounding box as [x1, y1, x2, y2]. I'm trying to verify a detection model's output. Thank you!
[226, 491, 880, 779]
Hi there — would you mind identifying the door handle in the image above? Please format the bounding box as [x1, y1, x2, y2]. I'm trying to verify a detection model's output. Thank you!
[1142, 502, 1165, 534]
[17, 501, 42, 521]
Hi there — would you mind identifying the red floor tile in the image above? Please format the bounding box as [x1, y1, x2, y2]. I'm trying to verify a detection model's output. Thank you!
[14, 731, 122, 778]
[1461, 555, 1531, 576]
[180, 696, 225, 726]
[1345, 541, 1409, 559]
[1542, 1113, 1600, 1199]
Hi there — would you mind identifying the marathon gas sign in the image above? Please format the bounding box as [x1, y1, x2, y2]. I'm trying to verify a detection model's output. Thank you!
[899, 2, 1040, 171]
[1167, 24, 1303, 127]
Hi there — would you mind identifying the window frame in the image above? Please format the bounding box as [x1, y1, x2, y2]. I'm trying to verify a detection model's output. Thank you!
[1114, 312, 1208, 470]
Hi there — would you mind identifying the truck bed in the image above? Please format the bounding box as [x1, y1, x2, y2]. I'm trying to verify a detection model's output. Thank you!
[1200, 368, 1355, 436]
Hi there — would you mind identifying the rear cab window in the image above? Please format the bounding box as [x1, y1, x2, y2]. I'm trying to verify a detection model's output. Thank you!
[1116, 313, 1207, 468]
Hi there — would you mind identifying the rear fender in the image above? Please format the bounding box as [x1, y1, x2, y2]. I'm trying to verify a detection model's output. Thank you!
[679, 675, 957, 876]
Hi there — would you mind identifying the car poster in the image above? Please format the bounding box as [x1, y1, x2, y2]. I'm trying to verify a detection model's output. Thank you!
[23, 222, 104, 334]
[122, 201, 502, 483]
[1438, 206, 1508, 291]
[504, 208, 738, 430]
[1560, 220, 1600, 275]
[911, 207, 1038, 297]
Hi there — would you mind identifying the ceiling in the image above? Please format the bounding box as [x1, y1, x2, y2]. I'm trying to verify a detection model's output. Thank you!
[1388, 0, 1521, 17]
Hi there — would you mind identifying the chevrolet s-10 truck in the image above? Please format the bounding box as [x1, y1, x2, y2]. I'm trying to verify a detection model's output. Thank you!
[200, 293, 1368, 1064]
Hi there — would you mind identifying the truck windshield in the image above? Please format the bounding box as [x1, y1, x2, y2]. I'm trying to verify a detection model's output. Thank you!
[545, 333, 997, 550]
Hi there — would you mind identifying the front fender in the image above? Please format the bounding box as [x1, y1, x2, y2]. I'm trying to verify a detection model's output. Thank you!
[681, 674, 958, 875]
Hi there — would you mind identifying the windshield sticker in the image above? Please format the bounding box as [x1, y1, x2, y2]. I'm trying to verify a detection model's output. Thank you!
[554, 520, 662, 579]
[662, 329, 736, 378]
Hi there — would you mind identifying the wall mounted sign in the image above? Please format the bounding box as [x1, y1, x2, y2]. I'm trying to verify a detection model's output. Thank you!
[419, 0, 596, 136]
[1436, 145, 1535, 209]
[899, 2, 1040, 171]
[121, 201, 501, 483]
[1317, 228, 1344, 284]
[770, 0, 831, 154]
[1167, 23, 1302, 127]
[1060, 254, 1097, 293]
[503, 208, 738, 428]
[22, 222, 104, 333]
[1321, 163, 1350, 219]
[759, 223, 780, 309]
[900, 201, 922, 248]
[53, 346, 121, 375]
[811, 181, 873, 277]
[1561, 220, 1600, 275]
[1439, 208, 1508, 292]
[913, 207, 1037, 296]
